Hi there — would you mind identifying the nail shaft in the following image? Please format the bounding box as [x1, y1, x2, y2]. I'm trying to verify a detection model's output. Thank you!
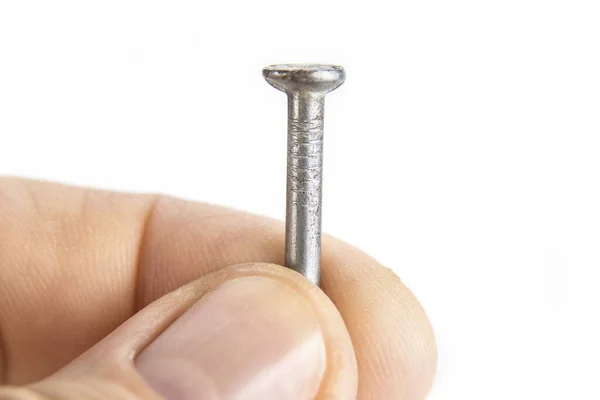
[286, 92, 325, 284]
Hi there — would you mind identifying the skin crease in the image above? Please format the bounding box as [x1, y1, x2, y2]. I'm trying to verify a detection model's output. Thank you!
[0, 177, 437, 399]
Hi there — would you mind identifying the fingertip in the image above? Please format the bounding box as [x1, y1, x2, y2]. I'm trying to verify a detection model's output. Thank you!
[60, 263, 358, 400]
[321, 238, 437, 399]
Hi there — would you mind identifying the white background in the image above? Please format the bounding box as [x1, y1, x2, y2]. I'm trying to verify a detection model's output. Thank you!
[1, 1, 599, 398]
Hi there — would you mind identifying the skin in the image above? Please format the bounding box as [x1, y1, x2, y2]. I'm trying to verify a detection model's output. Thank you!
[0, 177, 436, 399]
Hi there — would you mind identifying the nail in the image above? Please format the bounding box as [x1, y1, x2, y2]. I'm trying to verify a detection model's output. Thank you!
[136, 276, 326, 400]
[263, 64, 346, 286]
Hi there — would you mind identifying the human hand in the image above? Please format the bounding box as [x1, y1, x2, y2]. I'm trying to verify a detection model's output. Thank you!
[0, 178, 436, 399]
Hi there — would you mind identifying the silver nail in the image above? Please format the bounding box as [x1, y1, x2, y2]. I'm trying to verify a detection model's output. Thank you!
[263, 64, 346, 286]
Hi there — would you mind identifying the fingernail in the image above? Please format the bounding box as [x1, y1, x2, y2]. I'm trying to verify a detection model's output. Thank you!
[136, 276, 326, 400]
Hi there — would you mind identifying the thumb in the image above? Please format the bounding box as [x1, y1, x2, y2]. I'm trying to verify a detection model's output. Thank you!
[0, 264, 357, 400]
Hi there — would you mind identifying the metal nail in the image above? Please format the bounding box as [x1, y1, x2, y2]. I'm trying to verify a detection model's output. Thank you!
[263, 64, 346, 286]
